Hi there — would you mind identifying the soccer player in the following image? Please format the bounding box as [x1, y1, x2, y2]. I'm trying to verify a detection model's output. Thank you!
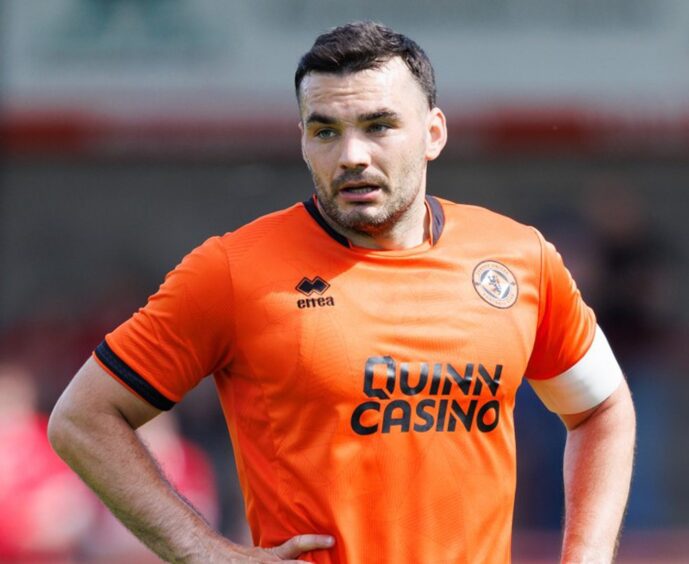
[48, 22, 635, 563]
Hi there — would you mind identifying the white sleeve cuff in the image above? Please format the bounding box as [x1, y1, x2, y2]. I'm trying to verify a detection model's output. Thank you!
[527, 325, 624, 415]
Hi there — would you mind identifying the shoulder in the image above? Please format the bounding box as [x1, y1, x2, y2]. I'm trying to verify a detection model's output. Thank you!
[214, 202, 315, 259]
[436, 197, 533, 230]
[434, 197, 542, 250]
[157, 203, 309, 288]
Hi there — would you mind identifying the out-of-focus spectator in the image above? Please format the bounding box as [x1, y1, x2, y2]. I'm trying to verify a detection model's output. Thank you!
[0, 276, 147, 412]
[79, 411, 219, 561]
[0, 275, 225, 560]
[584, 179, 680, 528]
[515, 180, 683, 531]
[0, 363, 98, 561]
[585, 179, 677, 360]
[514, 207, 604, 530]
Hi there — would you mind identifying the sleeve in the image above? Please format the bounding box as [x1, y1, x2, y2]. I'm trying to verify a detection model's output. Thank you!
[524, 230, 623, 414]
[93, 236, 235, 410]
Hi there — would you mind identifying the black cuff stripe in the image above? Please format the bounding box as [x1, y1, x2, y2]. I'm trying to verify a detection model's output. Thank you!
[95, 341, 176, 411]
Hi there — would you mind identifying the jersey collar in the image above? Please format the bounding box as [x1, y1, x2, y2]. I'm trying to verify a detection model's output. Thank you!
[302, 194, 445, 248]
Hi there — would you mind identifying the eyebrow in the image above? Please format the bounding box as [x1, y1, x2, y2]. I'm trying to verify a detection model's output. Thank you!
[305, 112, 337, 125]
[305, 109, 401, 126]
[359, 110, 400, 122]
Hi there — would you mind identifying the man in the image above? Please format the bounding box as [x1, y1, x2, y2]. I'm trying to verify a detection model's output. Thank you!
[49, 22, 635, 563]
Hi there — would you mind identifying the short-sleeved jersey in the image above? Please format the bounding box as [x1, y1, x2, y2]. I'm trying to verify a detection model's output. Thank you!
[95, 196, 598, 564]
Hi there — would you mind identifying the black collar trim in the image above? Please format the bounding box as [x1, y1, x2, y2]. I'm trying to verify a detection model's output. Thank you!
[426, 195, 446, 244]
[303, 196, 350, 247]
[302, 194, 445, 248]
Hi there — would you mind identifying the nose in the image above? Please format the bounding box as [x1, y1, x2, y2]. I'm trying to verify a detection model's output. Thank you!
[337, 131, 371, 170]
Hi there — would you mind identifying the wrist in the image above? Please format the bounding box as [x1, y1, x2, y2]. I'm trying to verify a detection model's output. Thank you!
[561, 555, 612, 564]
[561, 539, 614, 564]
[175, 529, 236, 564]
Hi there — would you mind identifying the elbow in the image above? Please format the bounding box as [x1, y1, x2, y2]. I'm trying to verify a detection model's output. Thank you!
[47, 403, 67, 458]
[47, 397, 78, 461]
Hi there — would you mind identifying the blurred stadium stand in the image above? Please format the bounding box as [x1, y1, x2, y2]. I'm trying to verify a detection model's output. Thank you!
[2, 1, 688, 561]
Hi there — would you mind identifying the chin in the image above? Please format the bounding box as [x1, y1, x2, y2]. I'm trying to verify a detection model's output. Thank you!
[342, 212, 396, 235]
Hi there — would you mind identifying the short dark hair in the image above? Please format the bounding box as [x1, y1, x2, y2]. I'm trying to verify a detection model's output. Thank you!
[295, 21, 436, 108]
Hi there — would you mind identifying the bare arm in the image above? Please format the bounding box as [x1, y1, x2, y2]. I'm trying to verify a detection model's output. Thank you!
[559, 380, 636, 563]
[48, 357, 334, 563]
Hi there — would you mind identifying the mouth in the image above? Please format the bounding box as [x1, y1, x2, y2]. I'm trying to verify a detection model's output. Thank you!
[337, 184, 382, 203]
[340, 184, 379, 194]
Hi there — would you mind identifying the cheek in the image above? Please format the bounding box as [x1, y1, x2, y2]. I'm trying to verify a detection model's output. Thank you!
[304, 152, 335, 188]
[304, 144, 332, 172]
[384, 136, 424, 171]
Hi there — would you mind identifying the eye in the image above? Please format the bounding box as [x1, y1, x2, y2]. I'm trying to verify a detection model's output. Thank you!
[367, 122, 391, 134]
[314, 128, 337, 140]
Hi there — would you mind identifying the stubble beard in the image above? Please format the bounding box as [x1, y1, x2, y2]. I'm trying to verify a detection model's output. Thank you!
[311, 161, 425, 237]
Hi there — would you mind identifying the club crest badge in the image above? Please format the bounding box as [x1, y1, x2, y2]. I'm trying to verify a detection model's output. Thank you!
[472, 261, 518, 309]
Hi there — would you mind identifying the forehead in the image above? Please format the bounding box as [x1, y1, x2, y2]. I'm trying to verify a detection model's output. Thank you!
[299, 57, 427, 120]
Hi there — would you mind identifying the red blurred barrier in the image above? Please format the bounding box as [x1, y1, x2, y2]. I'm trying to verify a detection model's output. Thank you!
[4, 107, 689, 158]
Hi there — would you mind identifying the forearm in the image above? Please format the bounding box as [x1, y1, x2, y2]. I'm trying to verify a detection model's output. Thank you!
[49, 401, 229, 562]
[561, 383, 635, 563]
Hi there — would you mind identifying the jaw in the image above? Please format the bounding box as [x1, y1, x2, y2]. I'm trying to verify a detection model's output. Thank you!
[322, 186, 424, 239]
[311, 157, 429, 247]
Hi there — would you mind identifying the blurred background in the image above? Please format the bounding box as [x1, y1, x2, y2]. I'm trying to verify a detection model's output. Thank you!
[2, 1, 688, 562]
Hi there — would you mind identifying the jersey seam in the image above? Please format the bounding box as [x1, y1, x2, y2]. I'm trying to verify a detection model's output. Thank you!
[525, 226, 546, 379]
[214, 237, 237, 373]
[217, 238, 292, 531]
[534, 227, 546, 325]
[229, 377, 292, 533]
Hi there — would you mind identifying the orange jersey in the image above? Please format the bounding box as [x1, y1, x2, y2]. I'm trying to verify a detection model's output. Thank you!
[95, 196, 596, 564]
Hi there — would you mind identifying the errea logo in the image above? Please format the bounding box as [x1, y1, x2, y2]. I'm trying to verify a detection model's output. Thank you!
[295, 276, 335, 309]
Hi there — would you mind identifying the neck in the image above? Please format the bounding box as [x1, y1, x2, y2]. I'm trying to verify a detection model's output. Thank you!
[316, 190, 430, 250]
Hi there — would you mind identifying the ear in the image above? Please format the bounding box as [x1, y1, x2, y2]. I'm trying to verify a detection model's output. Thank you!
[425, 107, 448, 161]
[298, 121, 309, 165]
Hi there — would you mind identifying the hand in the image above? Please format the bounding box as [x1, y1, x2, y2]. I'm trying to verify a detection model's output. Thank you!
[203, 534, 336, 563]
